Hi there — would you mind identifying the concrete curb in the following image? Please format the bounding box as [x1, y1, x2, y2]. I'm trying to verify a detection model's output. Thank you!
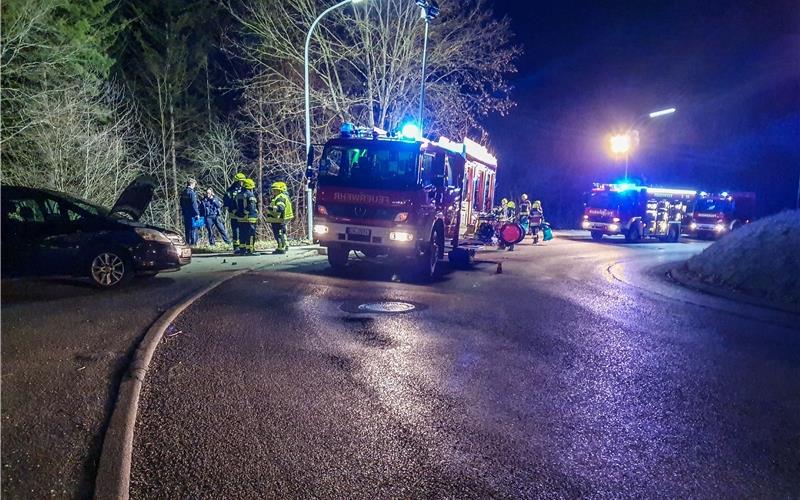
[669, 264, 800, 316]
[94, 250, 324, 499]
[94, 271, 247, 500]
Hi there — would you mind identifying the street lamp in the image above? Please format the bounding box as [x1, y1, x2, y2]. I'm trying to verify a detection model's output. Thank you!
[304, 0, 365, 241]
[607, 107, 676, 180]
[416, 0, 439, 134]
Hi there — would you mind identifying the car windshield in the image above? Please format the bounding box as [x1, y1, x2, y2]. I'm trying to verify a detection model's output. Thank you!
[694, 198, 733, 212]
[318, 143, 420, 189]
[53, 192, 110, 217]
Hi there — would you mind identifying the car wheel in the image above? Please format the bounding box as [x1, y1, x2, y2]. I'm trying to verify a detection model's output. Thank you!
[89, 250, 132, 288]
[590, 231, 603, 241]
[327, 246, 350, 269]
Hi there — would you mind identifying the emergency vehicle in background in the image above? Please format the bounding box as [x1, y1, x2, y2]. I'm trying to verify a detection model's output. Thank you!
[687, 191, 756, 238]
[582, 183, 696, 242]
[308, 124, 497, 278]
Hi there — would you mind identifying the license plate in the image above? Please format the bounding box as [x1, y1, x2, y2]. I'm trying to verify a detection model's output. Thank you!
[346, 227, 371, 237]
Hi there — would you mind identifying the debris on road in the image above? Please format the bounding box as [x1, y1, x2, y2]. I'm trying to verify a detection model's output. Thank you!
[685, 210, 800, 305]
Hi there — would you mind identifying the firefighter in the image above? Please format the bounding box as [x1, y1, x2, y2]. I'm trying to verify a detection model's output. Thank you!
[179, 178, 201, 245]
[225, 173, 247, 253]
[505, 200, 517, 251]
[265, 181, 294, 254]
[518, 194, 532, 239]
[530, 199, 544, 243]
[234, 178, 258, 255]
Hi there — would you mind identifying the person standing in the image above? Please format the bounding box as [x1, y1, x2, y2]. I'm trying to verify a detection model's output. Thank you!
[179, 178, 201, 245]
[202, 188, 230, 246]
[234, 178, 259, 255]
[265, 181, 294, 254]
[518, 194, 532, 240]
[225, 173, 246, 253]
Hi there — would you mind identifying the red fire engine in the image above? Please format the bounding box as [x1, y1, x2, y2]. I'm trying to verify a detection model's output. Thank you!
[582, 183, 696, 242]
[309, 124, 498, 277]
[688, 191, 756, 238]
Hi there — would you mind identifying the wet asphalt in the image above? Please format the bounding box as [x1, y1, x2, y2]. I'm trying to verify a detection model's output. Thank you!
[130, 234, 800, 498]
[0, 251, 316, 499]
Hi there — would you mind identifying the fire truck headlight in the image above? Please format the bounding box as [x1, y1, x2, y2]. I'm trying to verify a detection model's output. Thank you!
[608, 224, 620, 232]
[612, 217, 620, 223]
[714, 223, 726, 232]
[581, 221, 591, 229]
[317, 205, 328, 216]
[390, 231, 414, 242]
[690, 222, 697, 230]
[313, 224, 329, 235]
[394, 212, 409, 222]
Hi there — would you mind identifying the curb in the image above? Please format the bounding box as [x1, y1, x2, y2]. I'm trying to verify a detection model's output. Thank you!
[668, 265, 800, 316]
[94, 249, 323, 499]
[193, 245, 325, 258]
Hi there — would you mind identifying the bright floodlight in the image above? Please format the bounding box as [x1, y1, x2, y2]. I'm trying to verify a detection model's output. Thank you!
[401, 122, 422, 139]
[649, 107, 676, 118]
[610, 134, 632, 154]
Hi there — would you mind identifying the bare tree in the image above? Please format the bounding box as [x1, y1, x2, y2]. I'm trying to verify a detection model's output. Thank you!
[228, 0, 518, 237]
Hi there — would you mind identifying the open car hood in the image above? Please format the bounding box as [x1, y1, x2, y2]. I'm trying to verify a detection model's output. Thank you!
[109, 175, 156, 221]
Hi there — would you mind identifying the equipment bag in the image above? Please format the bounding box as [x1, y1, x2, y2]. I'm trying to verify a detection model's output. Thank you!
[543, 223, 553, 241]
[192, 216, 206, 229]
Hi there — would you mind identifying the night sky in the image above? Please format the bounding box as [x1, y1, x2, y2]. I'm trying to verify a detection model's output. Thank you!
[485, 0, 799, 224]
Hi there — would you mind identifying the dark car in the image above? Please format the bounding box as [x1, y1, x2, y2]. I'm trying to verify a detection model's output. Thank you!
[1, 175, 191, 288]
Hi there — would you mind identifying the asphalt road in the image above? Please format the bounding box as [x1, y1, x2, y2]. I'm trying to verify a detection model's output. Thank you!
[0, 250, 318, 499]
[130, 234, 800, 498]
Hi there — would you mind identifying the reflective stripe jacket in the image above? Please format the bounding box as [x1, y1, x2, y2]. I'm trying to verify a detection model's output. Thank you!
[234, 189, 258, 223]
[265, 192, 294, 223]
[518, 200, 531, 216]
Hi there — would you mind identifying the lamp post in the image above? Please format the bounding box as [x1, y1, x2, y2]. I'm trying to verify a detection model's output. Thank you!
[415, 0, 439, 134]
[607, 107, 676, 180]
[304, 0, 364, 241]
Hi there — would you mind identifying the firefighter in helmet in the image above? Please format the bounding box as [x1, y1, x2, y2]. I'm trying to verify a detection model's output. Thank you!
[265, 181, 294, 254]
[225, 172, 247, 253]
[234, 178, 258, 255]
[518, 194, 532, 239]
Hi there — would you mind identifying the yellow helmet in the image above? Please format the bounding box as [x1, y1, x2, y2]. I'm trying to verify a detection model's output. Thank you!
[532, 200, 542, 209]
[271, 181, 287, 192]
[243, 178, 256, 190]
[507, 201, 516, 209]
[235, 172, 246, 181]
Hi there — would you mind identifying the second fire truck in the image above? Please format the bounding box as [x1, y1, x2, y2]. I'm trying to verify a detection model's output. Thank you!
[582, 183, 696, 242]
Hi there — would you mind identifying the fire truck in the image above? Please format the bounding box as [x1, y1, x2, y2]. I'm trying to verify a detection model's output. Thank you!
[308, 124, 498, 277]
[582, 183, 696, 242]
[687, 191, 756, 238]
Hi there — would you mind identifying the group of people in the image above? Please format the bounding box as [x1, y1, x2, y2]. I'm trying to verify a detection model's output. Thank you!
[494, 194, 544, 251]
[179, 174, 294, 256]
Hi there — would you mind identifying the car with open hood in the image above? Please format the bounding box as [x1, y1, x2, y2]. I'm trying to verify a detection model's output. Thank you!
[1, 175, 191, 288]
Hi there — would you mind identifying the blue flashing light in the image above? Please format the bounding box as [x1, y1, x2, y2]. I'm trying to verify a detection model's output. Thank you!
[340, 122, 356, 137]
[612, 182, 640, 192]
[400, 122, 421, 140]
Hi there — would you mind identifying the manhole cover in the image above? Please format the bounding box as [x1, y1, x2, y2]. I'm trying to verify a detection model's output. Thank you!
[357, 301, 417, 313]
[339, 300, 425, 314]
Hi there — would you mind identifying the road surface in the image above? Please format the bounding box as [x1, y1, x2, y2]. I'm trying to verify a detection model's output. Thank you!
[130, 234, 800, 498]
[0, 250, 318, 499]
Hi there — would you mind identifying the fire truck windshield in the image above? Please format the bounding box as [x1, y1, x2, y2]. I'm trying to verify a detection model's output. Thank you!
[588, 190, 635, 209]
[318, 144, 420, 189]
[695, 198, 733, 212]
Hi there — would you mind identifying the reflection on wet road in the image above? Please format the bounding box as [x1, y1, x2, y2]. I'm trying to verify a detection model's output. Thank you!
[131, 234, 800, 498]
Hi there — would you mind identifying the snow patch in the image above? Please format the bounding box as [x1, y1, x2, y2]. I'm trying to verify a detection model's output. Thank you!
[686, 210, 800, 305]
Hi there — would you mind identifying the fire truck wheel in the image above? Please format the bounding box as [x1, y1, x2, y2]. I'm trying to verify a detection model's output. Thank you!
[668, 226, 680, 243]
[625, 225, 641, 243]
[590, 231, 603, 241]
[416, 227, 443, 279]
[327, 246, 350, 269]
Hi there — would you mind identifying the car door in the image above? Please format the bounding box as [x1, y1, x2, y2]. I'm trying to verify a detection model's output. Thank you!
[1, 195, 48, 276]
[37, 195, 104, 276]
